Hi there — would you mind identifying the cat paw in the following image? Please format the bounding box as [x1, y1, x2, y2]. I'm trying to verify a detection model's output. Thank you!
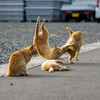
[69, 61, 74, 64]
[23, 72, 28, 75]
[67, 66, 70, 68]
[75, 56, 78, 61]
[76, 58, 78, 61]
[43, 19, 46, 23]
[25, 73, 29, 75]
[37, 16, 40, 23]
[65, 66, 70, 71]
[49, 67, 54, 73]
[49, 71, 52, 73]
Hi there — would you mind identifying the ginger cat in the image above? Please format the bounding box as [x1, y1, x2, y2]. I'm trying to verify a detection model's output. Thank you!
[33, 16, 74, 60]
[63, 27, 82, 63]
[5, 45, 38, 77]
[41, 60, 69, 73]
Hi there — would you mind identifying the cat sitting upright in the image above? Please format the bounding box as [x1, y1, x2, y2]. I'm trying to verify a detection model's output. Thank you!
[33, 16, 74, 60]
[63, 27, 82, 63]
[41, 60, 69, 73]
[5, 45, 38, 77]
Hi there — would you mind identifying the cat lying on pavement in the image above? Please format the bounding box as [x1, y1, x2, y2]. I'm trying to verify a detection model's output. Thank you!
[41, 60, 69, 73]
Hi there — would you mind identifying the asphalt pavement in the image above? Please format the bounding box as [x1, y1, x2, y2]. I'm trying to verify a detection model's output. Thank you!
[0, 42, 100, 100]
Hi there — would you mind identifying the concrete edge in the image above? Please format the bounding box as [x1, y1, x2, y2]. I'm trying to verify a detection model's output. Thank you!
[0, 42, 100, 76]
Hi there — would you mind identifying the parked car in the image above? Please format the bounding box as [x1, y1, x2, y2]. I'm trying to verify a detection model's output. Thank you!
[95, 0, 100, 22]
[61, 0, 96, 22]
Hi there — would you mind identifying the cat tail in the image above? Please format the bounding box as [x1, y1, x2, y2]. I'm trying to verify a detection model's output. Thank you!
[35, 16, 40, 37]
[66, 27, 73, 36]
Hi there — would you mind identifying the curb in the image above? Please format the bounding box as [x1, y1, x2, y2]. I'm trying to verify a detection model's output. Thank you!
[0, 42, 100, 77]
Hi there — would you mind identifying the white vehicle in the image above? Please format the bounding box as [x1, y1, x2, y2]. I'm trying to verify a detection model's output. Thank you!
[61, 0, 96, 22]
[95, 0, 100, 22]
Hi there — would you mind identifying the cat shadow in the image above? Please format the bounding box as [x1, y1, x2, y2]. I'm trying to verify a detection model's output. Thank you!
[23, 71, 72, 78]
[63, 62, 100, 67]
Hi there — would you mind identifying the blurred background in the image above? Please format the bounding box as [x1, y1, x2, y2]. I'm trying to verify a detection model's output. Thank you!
[0, 0, 100, 22]
[0, 0, 100, 64]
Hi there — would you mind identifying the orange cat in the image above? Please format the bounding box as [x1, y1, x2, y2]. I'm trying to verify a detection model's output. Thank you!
[63, 27, 82, 63]
[41, 60, 69, 73]
[5, 45, 38, 77]
[33, 16, 74, 60]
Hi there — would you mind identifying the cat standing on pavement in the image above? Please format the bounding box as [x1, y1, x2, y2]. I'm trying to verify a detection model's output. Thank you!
[63, 27, 82, 63]
[5, 45, 38, 77]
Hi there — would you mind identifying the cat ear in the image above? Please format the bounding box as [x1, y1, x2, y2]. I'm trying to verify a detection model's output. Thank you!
[31, 45, 34, 49]
[33, 44, 35, 48]
[79, 31, 82, 35]
[31, 44, 35, 48]
[54, 44, 57, 48]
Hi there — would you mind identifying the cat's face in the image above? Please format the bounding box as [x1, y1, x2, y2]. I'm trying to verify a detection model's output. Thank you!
[72, 31, 82, 42]
[29, 45, 38, 55]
